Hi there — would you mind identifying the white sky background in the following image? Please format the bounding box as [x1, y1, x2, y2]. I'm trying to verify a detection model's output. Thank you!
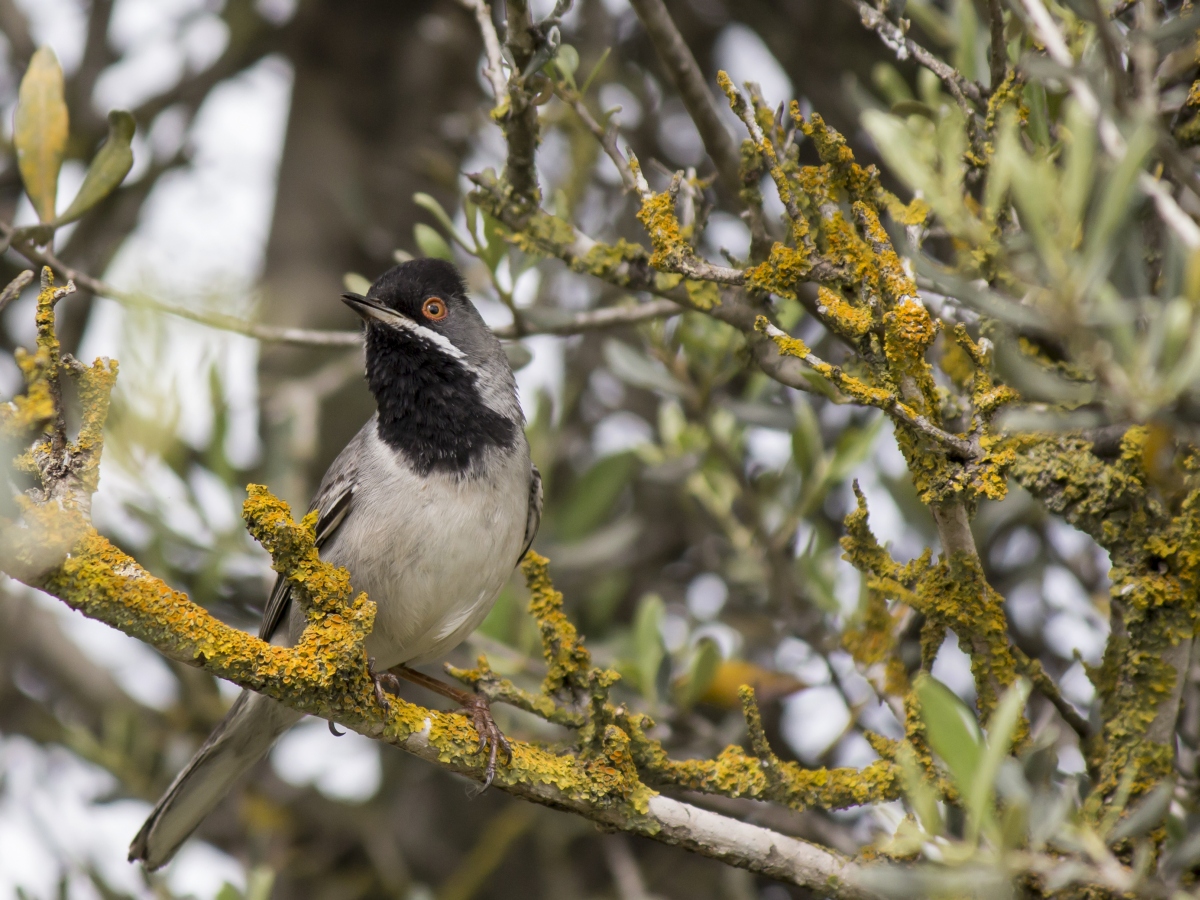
[0, 1, 1114, 897]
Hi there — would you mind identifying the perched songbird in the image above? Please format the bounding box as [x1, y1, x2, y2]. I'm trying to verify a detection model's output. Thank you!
[130, 259, 542, 870]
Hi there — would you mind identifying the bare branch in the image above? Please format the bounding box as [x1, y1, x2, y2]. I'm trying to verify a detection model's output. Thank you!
[626, 0, 745, 202]
[986, 0, 1007, 92]
[500, 0, 542, 203]
[458, 0, 509, 112]
[758, 318, 978, 458]
[9, 227, 679, 345]
[554, 82, 638, 194]
[849, 1, 984, 105]
[0, 269, 33, 314]
[491, 298, 680, 338]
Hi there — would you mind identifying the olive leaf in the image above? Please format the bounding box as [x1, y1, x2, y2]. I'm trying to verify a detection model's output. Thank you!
[15, 47, 69, 224]
[55, 110, 135, 226]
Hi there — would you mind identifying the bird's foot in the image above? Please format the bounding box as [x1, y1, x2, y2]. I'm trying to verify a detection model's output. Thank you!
[461, 694, 512, 789]
[368, 657, 401, 714]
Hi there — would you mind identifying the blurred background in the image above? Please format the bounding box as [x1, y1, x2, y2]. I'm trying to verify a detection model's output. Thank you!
[0, 1, 1111, 898]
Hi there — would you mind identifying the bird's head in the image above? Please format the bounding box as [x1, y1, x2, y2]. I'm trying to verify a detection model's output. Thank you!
[343, 259, 522, 470]
[343, 258, 499, 369]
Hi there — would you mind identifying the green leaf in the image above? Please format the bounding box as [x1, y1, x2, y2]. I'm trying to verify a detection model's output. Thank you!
[897, 740, 943, 836]
[556, 451, 635, 540]
[826, 413, 884, 483]
[502, 341, 533, 371]
[478, 210, 508, 271]
[414, 222, 454, 261]
[603, 339, 689, 396]
[554, 43, 580, 87]
[579, 46, 611, 95]
[244, 866, 276, 900]
[1107, 778, 1175, 845]
[414, 192, 472, 250]
[632, 593, 665, 706]
[55, 110, 135, 225]
[15, 47, 69, 224]
[966, 678, 1030, 843]
[790, 395, 822, 479]
[916, 674, 983, 796]
[674, 636, 722, 710]
[214, 885, 242, 900]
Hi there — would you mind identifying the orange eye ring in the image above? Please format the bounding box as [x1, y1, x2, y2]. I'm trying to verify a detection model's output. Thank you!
[422, 297, 448, 321]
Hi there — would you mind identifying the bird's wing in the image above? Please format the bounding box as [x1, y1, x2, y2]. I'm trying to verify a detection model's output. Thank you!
[258, 470, 356, 642]
[520, 462, 543, 562]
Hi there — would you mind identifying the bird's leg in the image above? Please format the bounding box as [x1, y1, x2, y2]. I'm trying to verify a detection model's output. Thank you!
[389, 664, 513, 787]
[368, 657, 402, 713]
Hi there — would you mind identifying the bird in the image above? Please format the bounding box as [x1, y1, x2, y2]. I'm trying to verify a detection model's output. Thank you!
[129, 258, 542, 870]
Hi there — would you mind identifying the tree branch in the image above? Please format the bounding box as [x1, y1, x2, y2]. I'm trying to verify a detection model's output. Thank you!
[848, 0, 984, 105]
[626, 0, 745, 203]
[0, 271, 894, 895]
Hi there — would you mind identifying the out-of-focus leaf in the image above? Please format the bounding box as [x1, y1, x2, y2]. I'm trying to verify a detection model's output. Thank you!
[414, 191, 472, 250]
[826, 413, 884, 483]
[673, 636, 722, 710]
[414, 222, 454, 261]
[579, 46, 611, 95]
[1107, 778, 1175, 845]
[502, 341, 533, 371]
[343, 272, 371, 295]
[15, 47, 69, 224]
[890, 99, 936, 120]
[1161, 824, 1200, 878]
[916, 674, 983, 796]
[478, 210, 508, 270]
[697, 659, 804, 709]
[555, 43, 579, 85]
[555, 450, 635, 540]
[603, 339, 689, 396]
[632, 593, 665, 705]
[1083, 121, 1156, 285]
[1060, 100, 1096, 235]
[214, 885, 242, 900]
[1024, 81, 1051, 147]
[897, 740, 942, 835]
[966, 678, 1029, 841]
[872, 62, 914, 105]
[244, 866, 276, 900]
[951, 0, 979, 82]
[789, 397, 821, 479]
[55, 110, 135, 225]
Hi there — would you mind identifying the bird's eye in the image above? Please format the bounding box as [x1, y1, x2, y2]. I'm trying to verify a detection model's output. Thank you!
[422, 297, 448, 321]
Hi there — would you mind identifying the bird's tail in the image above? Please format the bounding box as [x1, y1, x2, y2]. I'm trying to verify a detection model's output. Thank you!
[129, 689, 302, 870]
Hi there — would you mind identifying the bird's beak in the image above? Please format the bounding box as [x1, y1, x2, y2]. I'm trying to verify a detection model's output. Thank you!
[341, 292, 417, 328]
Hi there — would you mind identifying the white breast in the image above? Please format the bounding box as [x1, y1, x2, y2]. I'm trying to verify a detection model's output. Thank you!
[318, 427, 530, 669]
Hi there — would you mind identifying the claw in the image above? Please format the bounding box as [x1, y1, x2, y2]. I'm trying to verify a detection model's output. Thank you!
[368, 657, 401, 714]
[462, 694, 512, 789]
[328, 720, 345, 737]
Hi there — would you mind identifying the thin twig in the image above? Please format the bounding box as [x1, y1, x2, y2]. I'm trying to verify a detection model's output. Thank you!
[721, 78, 817, 255]
[849, 0, 984, 105]
[759, 319, 978, 457]
[491, 299, 680, 338]
[626, 0, 745, 202]
[0, 270, 33, 314]
[1014, 650, 1093, 740]
[554, 83, 638, 193]
[458, 0, 509, 112]
[9, 229, 679, 345]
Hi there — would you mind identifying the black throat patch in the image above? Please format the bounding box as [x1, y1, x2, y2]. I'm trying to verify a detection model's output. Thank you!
[366, 326, 517, 475]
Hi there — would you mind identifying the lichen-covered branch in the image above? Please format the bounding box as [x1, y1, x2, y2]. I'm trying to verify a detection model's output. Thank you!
[0, 269, 887, 897]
